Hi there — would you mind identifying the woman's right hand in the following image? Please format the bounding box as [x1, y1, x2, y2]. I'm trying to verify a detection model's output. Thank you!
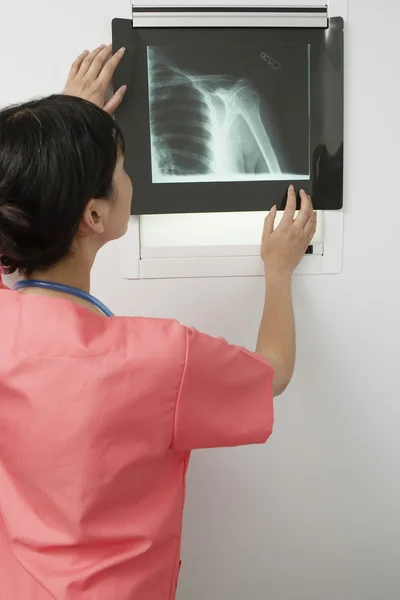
[63, 45, 127, 115]
[261, 185, 317, 275]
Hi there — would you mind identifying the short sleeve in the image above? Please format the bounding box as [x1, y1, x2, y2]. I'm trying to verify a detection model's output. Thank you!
[172, 327, 275, 451]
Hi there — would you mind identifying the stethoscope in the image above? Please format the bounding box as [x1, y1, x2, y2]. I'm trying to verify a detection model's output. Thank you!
[13, 279, 114, 317]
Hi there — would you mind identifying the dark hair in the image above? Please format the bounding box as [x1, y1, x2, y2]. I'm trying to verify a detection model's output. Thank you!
[0, 94, 125, 274]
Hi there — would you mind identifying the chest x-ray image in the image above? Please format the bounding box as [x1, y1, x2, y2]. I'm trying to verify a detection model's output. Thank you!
[147, 43, 310, 185]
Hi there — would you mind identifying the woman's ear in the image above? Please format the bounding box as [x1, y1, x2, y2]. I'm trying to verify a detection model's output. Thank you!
[80, 199, 109, 235]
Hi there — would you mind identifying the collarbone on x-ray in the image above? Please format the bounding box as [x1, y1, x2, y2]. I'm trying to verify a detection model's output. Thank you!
[147, 46, 308, 185]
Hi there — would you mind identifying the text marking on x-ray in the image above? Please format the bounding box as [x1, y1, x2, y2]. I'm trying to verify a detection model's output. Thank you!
[261, 52, 281, 71]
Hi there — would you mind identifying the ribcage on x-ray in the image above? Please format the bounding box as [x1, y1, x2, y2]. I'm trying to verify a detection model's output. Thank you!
[148, 52, 215, 176]
[149, 57, 214, 175]
[147, 47, 285, 182]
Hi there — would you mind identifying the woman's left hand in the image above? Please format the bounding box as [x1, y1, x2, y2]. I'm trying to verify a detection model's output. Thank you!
[63, 44, 127, 115]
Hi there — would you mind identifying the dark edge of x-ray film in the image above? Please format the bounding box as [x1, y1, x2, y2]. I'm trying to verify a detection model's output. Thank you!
[112, 19, 344, 215]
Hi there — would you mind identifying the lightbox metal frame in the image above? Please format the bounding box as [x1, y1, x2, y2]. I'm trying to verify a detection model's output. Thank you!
[117, 1, 346, 280]
[131, 4, 329, 28]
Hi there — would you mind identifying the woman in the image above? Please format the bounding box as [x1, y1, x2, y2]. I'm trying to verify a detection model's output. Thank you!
[0, 46, 316, 599]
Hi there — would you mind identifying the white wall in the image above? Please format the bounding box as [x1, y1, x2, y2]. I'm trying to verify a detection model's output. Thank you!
[1, 1, 400, 598]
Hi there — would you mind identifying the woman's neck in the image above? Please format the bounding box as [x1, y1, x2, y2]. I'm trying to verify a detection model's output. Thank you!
[19, 255, 104, 316]
[29, 254, 93, 293]
[15, 246, 105, 317]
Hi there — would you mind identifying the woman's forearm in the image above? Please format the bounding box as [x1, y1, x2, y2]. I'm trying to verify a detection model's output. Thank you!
[256, 270, 295, 396]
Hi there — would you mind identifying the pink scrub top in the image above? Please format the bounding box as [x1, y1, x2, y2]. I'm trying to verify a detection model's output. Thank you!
[0, 283, 274, 600]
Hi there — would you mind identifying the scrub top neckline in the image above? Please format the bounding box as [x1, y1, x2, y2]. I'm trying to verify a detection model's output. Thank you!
[6, 286, 111, 319]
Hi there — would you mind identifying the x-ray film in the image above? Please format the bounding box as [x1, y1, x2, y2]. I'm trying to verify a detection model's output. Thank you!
[112, 19, 344, 214]
[147, 44, 310, 185]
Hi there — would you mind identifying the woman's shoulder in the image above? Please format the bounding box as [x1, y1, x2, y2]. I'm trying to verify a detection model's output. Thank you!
[114, 314, 184, 336]
[102, 315, 187, 357]
[0, 289, 187, 360]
